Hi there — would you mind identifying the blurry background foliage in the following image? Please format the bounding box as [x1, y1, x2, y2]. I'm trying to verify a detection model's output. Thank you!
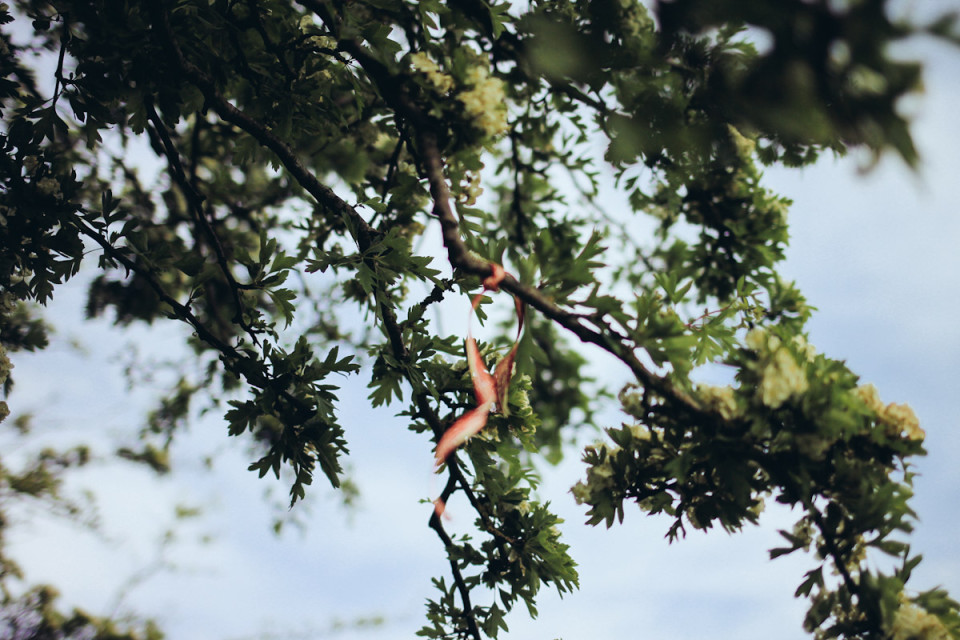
[1, 0, 958, 638]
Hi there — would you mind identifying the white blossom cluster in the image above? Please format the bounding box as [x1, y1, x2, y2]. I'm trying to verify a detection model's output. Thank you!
[409, 53, 508, 138]
[854, 383, 924, 441]
[891, 601, 950, 640]
[410, 52, 455, 94]
[571, 421, 661, 507]
[696, 383, 739, 419]
[571, 441, 614, 505]
[458, 65, 508, 137]
[745, 328, 810, 409]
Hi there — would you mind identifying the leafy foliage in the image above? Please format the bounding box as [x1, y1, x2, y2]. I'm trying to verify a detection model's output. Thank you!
[1, 0, 958, 638]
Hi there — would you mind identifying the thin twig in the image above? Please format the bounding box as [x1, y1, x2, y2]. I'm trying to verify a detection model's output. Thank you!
[75, 220, 256, 380]
[51, 16, 70, 108]
[142, 100, 258, 338]
[74, 219, 317, 432]
[429, 477, 482, 640]
[808, 504, 860, 598]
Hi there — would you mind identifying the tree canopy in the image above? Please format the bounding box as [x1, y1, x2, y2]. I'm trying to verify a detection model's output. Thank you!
[1, 0, 959, 638]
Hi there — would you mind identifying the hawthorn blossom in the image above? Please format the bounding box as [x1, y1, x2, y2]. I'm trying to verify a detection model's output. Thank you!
[627, 423, 652, 441]
[854, 383, 885, 414]
[883, 402, 924, 441]
[571, 446, 615, 505]
[410, 52, 454, 93]
[696, 384, 739, 419]
[855, 383, 924, 441]
[792, 334, 817, 362]
[746, 328, 808, 408]
[891, 602, 950, 640]
[760, 348, 808, 408]
[458, 65, 508, 137]
[745, 327, 776, 351]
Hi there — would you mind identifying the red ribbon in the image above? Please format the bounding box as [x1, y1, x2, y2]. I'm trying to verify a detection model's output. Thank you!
[433, 264, 525, 516]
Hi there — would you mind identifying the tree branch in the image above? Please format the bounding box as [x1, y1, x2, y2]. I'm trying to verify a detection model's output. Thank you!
[318, 24, 708, 418]
[430, 478, 483, 640]
[808, 504, 861, 599]
[417, 130, 707, 414]
[74, 219, 317, 435]
[74, 219, 258, 383]
[142, 100, 258, 340]
[146, 3, 380, 253]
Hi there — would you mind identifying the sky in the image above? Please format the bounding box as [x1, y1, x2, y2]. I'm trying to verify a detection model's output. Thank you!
[4, 11, 960, 640]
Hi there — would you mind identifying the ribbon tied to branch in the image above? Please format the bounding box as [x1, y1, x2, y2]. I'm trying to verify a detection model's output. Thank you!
[433, 263, 525, 515]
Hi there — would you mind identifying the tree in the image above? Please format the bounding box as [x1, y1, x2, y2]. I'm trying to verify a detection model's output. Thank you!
[1, 0, 959, 638]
